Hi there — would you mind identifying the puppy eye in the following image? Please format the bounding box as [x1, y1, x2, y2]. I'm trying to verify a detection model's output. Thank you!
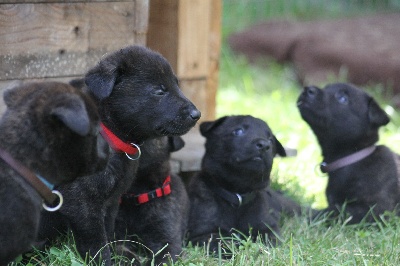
[336, 93, 349, 104]
[232, 128, 244, 136]
[152, 85, 167, 96]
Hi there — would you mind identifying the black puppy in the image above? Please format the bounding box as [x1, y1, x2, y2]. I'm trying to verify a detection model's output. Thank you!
[297, 82, 400, 223]
[37, 45, 200, 264]
[187, 115, 300, 253]
[114, 136, 188, 265]
[0, 82, 107, 265]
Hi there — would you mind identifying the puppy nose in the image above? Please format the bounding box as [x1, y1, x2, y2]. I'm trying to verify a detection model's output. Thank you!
[255, 139, 270, 151]
[304, 86, 317, 98]
[189, 108, 201, 121]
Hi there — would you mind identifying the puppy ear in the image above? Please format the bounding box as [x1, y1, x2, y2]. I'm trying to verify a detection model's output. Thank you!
[85, 61, 117, 100]
[273, 135, 287, 157]
[368, 98, 390, 128]
[3, 81, 24, 108]
[168, 136, 185, 152]
[200, 116, 228, 137]
[69, 78, 86, 90]
[51, 94, 90, 136]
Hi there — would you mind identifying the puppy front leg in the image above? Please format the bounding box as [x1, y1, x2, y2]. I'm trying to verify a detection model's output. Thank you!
[104, 200, 120, 241]
[69, 215, 111, 265]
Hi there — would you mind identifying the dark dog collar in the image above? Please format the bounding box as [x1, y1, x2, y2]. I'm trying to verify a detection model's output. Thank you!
[0, 147, 63, 211]
[120, 175, 172, 205]
[100, 123, 141, 160]
[203, 178, 257, 208]
[320, 145, 376, 173]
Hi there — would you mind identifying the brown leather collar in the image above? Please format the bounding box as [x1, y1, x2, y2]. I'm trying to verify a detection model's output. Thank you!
[0, 147, 57, 204]
[320, 146, 376, 173]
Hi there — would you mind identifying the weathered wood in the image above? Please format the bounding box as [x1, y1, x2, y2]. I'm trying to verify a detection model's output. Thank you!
[179, 79, 210, 123]
[147, 0, 220, 122]
[176, 0, 210, 79]
[147, 0, 211, 79]
[206, 0, 222, 120]
[0, 1, 133, 4]
[0, 1, 148, 81]
[147, 0, 178, 72]
[170, 130, 205, 173]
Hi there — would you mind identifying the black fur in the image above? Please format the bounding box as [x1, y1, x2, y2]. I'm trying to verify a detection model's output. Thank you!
[0, 82, 107, 265]
[114, 136, 188, 265]
[187, 115, 301, 254]
[297, 82, 400, 223]
[37, 45, 200, 264]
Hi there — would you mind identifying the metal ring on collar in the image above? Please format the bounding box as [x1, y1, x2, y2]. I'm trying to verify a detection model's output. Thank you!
[235, 193, 242, 207]
[314, 163, 327, 177]
[125, 143, 141, 160]
[42, 190, 63, 212]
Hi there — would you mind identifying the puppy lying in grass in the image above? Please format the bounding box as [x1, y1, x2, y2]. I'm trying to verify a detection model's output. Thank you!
[187, 115, 302, 254]
[0, 81, 107, 265]
[297, 82, 400, 223]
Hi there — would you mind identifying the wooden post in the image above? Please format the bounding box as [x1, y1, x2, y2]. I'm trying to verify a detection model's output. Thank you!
[147, 0, 221, 122]
[148, 0, 222, 174]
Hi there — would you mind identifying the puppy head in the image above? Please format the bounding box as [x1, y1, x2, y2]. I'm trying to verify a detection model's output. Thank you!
[2, 82, 108, 185]
[200, 115, 285, 192]
[85, 45, 201, 142]
[297, 83, 389, 152]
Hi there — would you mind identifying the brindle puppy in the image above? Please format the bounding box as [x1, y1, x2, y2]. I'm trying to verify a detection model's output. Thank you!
[297, 82, 400, 223]
[187, 115, 300, 254]
[37, 45, 200, 265]
[114, 136, 188, 265]
[0, 82, 107, 265]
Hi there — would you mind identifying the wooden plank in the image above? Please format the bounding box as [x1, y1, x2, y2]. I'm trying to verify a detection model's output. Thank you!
[147, 0, 219, 121]
[170, 129, 205, 173]
[147, 0, 178, 72]
[177, 0, 210, 79]
[133, 0, 149, 45]
[0, 1, 133, 3]
[148, 0, 211, 79]
[0, 1, 148, 81]
[205, 0, 222, 120]
[179, 79, 213, 122]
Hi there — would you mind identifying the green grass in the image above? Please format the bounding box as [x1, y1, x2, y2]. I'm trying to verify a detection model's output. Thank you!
[216, 46, 400, 209]
[10, 1, 400, 265]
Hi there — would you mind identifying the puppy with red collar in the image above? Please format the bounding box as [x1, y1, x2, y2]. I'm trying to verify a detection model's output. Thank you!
[114, 136, 188, 265]
[37, 45, 200, 265]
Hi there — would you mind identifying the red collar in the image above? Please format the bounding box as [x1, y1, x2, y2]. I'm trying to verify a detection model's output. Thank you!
[120, 176, 171, 205]
[100, 123, 140, 156]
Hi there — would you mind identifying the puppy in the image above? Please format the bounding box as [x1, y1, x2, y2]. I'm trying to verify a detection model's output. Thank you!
[114, 136, 188, 265]
[297, 82, 400, 223]
[0, 81, 107, 265]
[37, 45, 200, 264]
[187, 115, 300, 253]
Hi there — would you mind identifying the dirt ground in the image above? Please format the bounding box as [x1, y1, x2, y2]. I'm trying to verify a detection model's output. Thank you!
[228, 13, 400, 107]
